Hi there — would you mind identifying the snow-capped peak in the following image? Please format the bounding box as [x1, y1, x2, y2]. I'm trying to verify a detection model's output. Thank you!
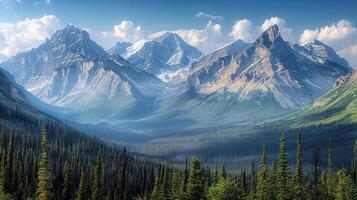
[113, 31, 203, 76]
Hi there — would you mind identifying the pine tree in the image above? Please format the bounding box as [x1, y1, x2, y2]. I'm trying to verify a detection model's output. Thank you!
[187, 156, 204, 200]
[37, 128, 54, 200]
[277, 134, 291, 200]
[151, 165, 162, 200]
[208, 178, 244, 200]
[257, 144, 269, 200]
[62, 162, 73, 200]
[335, 169, 353, 200]
[92, 153, 104, 200]
[325, 139, 335, 199]
[4, 132, 14, 193]
[293, 133, 304, 200]
[268, 161, 279, 200]
[76, 170, 87, 200]
[311, 145, 321, 200]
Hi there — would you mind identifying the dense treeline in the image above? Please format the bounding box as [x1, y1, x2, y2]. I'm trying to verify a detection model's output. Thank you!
[0, 122, 157, 200]
[147, 133, 357, 200]
[0, 103, 357, 199]
[1, 120, 357, 200]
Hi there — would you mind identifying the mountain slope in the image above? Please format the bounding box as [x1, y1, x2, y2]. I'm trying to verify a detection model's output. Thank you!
[0, 25, 168, 125]
[113, 32, 203, 77]
[0, 67, 56, 122]
[291, 70, 357, 127]
[108, 41, 132, 55]
[187, 25, 351, 109]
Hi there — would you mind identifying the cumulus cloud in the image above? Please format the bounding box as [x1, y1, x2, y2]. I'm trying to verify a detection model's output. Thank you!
[88, 20, 145, 49]
[299, 20, 357, 67]
[299, 20, 357, 49]
[229, 19, 257, 42]
[339, 44, 357, 67]
[260, 17, 292, 40]
[151, 21, 225, 54]
[0, 15, 61, 61]
[195, 12, 223, 20]
[229, 17, 293, 42]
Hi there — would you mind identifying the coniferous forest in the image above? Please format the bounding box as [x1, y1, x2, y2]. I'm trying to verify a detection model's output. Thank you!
[0, 1, 357, 200]
[0, 118, 357, 200]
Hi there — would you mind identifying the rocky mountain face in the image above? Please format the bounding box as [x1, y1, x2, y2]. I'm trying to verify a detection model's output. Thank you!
[0, 24, 353, 138]
[0, 25, 167, 124]
[0, 67, 51, 118]
[108, 41, 132, 55]
[109, 32, 203, 79]
[187, 25, 352, 109]
[290, 39, 350, 69]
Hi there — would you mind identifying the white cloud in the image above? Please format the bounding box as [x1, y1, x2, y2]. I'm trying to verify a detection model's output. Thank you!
[112, 21, 145, 42]
[229, 17, 293, 42]
[260, 17, 292, 40]
[195, 12, 223, 20]
[299, 20, 357, 68]
[299, 20, 357, 49]
[88, 20, 145, 49]
[155, 21, 225, 54]
[229, 19, 257, 42]
[0, 15, 61, 61]
[338, 44, 357, 68]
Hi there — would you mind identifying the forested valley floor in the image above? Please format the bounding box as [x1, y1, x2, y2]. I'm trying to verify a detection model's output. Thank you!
[0, 119, 356, 200]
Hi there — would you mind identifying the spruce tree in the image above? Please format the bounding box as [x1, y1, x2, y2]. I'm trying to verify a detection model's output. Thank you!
[293, 133, 304, 200]
[187, 156, 204, 200]
[325, 139, 335, 199]
[151, 165, 162, 200]
[208, 178, 244, 200]
[37, 128, 54, 200]
[92, 153, 104, 200]
[62, 162, 73, 200]
[257, 144, 269, 200]
[311, 145, 321, 200]
[277, 134, 291, 200]
[76, 170, 87, 200]
[4, 132, 14, 193]
[335, 169, 353, 200]
[268, 161, 279, 200]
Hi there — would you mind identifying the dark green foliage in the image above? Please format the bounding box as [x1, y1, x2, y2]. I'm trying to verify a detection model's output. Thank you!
[1, 107, 357, 200]
[256, 144, 269, 200]
[187, 156, 204, 200]
[293, 133, 305, 200]
[92, 154, 104, 200]
[208, 178, 244, 200]
[37, 129, 54, 200]
[277, 134, 292, 200]
[75, 171, 87, 200]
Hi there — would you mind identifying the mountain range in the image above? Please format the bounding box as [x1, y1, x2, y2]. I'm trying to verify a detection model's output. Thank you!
[0, 24, 353, 140]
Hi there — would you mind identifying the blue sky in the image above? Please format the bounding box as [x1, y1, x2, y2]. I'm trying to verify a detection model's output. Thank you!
[1, 0, 357, 66]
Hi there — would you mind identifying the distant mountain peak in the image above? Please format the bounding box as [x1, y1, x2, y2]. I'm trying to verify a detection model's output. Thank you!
[302, 38, 351, 68]
[148, 32, 180, 41]
[257, 25, 281, 48]
[50, 24, 90, 43]
[311, 39, 324, 45]
[113, 31, 203, 76]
